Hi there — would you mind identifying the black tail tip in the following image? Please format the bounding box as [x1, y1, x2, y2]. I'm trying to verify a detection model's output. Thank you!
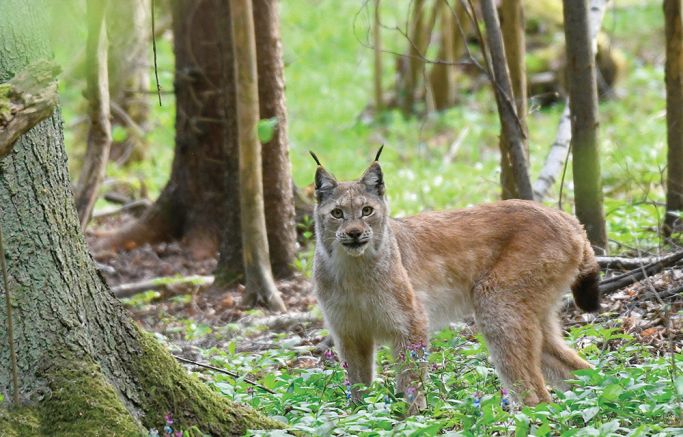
[571, 270, 601, 313]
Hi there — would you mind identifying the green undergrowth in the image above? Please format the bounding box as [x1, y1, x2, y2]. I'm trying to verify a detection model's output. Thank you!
[179, 323, 682, 436]
[132, 330, 284, 436]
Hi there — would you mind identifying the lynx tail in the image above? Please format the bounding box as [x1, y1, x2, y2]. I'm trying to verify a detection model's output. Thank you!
[570, 242, 601, 313]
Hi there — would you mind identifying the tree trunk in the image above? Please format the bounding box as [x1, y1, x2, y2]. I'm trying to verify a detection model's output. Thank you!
[480, 0, 534, 200]
[231, 0, 287, 312]
[399, 0, 438, 116]
[429, 0, 457, 111]
[374, 0, 384, 113]
[499, 0, 528, 199]
[107, 0, 151, 164]
[533, 0, 609, 202]
[664, 0, 683, 237]
[253, 0, 297, 279]
[94, 0, 239, 260]
[0, 1, 280, 433]
[75, 0, 112, 229]
[562, 0, 607, 250]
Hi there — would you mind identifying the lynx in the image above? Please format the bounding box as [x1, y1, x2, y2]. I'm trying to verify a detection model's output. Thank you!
[311, 148, 600, 413]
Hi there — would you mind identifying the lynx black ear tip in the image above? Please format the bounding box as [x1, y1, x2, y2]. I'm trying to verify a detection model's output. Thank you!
[374, 144, 384, 162]
[309, 150, 322, 167]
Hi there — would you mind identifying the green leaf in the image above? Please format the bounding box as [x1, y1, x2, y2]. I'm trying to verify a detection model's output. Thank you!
[112, 125, 128, 143]
[601, 384, 624, 402]
[581, 406, 600, 423]
[257, 117, 278, 143]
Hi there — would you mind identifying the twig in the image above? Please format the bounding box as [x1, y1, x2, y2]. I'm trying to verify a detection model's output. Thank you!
[173, 354, 276, 394]
[92, 199, 151, 220]
[0, 210, 19, 404]
[112, 275, 214, 298]
[151, 0, 162, 106]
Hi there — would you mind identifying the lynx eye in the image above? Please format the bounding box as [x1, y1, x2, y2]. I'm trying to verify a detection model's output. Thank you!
[362, 206, 374, 216]
[330, 208, 344, 219]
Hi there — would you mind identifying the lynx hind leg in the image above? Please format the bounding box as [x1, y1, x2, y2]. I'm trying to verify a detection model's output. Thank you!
[540, 313, 591, 390]
[473, 282, 552, 405]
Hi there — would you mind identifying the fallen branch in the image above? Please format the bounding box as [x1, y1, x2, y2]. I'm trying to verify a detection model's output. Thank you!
[173, 355, 276, 394]
[599, 250, 683, 296]
[239, 311, 321, 331]
[596, 254, 679, 270]
[92, 198, 151, 220]
[0, 60, 60, 157]
[112, 275, 214, 298]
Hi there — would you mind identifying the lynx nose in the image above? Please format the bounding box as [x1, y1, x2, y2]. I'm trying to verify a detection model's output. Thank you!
[346, 229, 362, 240]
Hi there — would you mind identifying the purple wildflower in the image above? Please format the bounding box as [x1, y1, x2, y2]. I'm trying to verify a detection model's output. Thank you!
[164, 414, 173, 425]
[405, 386, 417, 403]
[342, 361, 349, 369]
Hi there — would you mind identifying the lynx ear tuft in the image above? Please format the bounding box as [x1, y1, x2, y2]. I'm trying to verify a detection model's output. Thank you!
[374, 144, 384, 162]
[309, 150, 322, 166]
[360, 162, 385, 196]
[314, 166, 337, 203]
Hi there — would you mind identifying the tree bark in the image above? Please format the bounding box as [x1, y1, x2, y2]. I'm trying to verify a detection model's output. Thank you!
[499, 0, 528, 199]
[94, 0, 239, 260]
[374, 0, 384, 112]
[0, 1, 281, 433]
[533, 0, 608, 202]
[664, 0, 683, 237]
[429, 0, 457, 111]
[480, 0, 534, 200]
[399, 0, 438, 116]
[253, 0, 297, 279]
[107, 0, 151, 164]
[562, 0, 607, 250]
[75, 0, 113, 229]
[231, 0, 287, 312]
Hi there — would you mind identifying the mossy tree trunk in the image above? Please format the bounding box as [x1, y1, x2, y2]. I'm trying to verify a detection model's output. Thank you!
[0, 1, 281, 434]
[664, 0, 683, 237]
[562, 0, 607, 249]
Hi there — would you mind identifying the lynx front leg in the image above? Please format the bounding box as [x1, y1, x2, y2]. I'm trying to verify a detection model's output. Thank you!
[336, 334, 374, 402]
[393, 322, 429, 415]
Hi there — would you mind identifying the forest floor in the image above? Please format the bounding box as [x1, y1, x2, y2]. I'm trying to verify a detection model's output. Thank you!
[90, 224, 681, 358]
[88, 214, 683, 435]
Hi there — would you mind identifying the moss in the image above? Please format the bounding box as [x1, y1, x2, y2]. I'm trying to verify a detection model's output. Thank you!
[0, 358, 142, 437]
[131, 330, 283, 436]
[0, 83, 12, 122]
[0, 407, 41, 436]
[39, 358, 143, 436]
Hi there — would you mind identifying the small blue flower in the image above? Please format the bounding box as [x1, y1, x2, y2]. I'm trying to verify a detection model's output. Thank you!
[473, 391, 482, 409]
[148, 429, 159, 437]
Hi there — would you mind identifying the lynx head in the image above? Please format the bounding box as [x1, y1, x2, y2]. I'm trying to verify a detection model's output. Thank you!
[310, 147, 388, 257]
